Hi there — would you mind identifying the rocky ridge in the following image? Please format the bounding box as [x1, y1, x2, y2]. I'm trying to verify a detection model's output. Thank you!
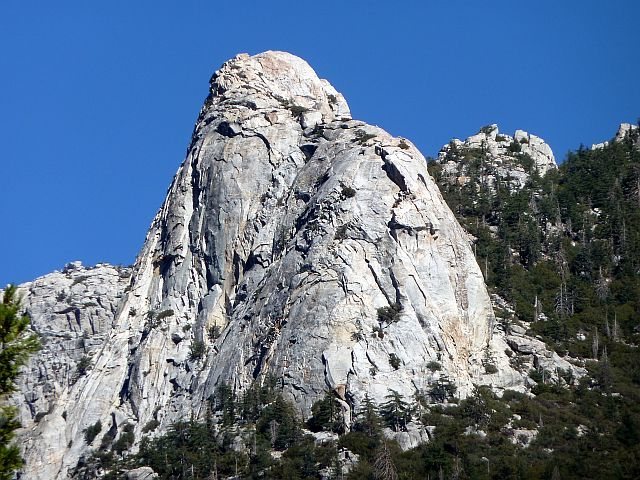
[13, 262, 131, 423]
[17, 51, 522, 479]
[435, 124, 557, 191]
[591, 122, 640, 150]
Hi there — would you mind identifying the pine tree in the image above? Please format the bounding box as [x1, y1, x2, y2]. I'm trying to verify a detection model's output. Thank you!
[307, 391, 344, 434]
[598, 346, 612, 393]
[0, 286, 40, 479]
[380, 390, 412, 432]
[353, 394, 382, 437]
[213, 382, 236, 427]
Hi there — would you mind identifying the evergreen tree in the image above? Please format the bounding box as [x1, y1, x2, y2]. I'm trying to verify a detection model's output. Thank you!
[352, 394, 382, 437]
[0, 286, 39, 479]
[257, 394, 301, 450]
[213, 382, 236, 427]
[307, 391, 344, 434]
[380, 390, 412, 432]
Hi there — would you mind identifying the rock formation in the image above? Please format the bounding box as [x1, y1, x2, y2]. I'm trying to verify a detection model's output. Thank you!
[12, 262, 130, 476]
[16, 51, 509, 478]
[13, 262, 130, 423]
[591, 122, 639, 150]
[435, 124, 557, 191]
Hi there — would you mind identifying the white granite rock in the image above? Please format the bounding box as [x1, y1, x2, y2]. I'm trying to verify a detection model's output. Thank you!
[17, 51, 503, 478]
[436, 125, 557, 192]
[125, 466, 159, 479]
[614, 123, 639, 143]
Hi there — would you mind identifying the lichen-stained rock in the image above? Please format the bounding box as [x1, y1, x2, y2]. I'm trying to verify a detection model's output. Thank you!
[18, 51, 500, 479]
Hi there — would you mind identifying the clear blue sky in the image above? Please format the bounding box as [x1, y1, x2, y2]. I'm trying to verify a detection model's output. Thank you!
[1, 1, 639, 286]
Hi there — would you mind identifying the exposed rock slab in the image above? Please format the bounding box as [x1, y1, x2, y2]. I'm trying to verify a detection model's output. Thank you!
[592, 122, 639, 150]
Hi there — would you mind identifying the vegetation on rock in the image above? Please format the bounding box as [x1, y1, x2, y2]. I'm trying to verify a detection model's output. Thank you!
[0, 286, 39, 479]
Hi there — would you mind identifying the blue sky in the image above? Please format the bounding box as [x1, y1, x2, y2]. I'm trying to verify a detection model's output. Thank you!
[1, 1, 639, 285]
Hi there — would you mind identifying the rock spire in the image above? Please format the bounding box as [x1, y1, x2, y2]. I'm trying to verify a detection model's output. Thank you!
[17, 51, 504, 478]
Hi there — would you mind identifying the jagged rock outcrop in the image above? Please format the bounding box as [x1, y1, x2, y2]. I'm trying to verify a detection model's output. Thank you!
[487, 296, 586, 389]
[435, 124, 556, 191]
[18, 51, 509, 479]
[591, 122, 640, 150]
[13, 262, 130, 423]
[11, 262, 130, 475]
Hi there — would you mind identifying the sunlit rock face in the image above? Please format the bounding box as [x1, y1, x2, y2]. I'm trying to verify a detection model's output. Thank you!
[11, 262, 131, 479]
[435, 124, 557, 191]
[17, 51, 503, 479]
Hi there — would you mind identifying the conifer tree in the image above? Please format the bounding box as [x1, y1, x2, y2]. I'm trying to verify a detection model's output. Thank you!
[0, 286, 40, 479]
[380, 390, 412, 432]
[353, 394, 382, 437]
[307, 391, 343, 433]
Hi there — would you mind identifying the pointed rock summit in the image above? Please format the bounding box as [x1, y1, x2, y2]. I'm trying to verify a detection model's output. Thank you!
[18, 52, 507, 478]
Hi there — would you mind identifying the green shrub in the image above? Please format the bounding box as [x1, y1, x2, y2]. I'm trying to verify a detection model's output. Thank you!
[341, 185, 356, 198]
[372, 325, 384, 339]
[389, 353, 401, 370]
[353, 129, 377, 144]
[156, 309, 174, 321]
[189, 341, 206, 360]
[84, 420, 102, 444]
[76, 356, 92, 377]
[484, 363, 499, 374]
[427, 361, 442, 372]
[71, 275, 90, 286]
[113, 424, 135, 454]
[208, 325, 221, 340]
[501, 389, 526, 402]
[351, 330, 364, 342]
[508, 140, 522, 153]
[142, 419, 160, 434]
[289, 105, 309, 117]
[377, 303, 402, 325]
[334, 224, 349, 240]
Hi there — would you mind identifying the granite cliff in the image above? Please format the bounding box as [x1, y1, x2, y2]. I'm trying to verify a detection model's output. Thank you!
[15, 51, 519, 478]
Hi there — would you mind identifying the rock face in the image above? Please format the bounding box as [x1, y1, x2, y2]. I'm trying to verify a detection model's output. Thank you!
[11, 262, 131, 475]
[18, 51, 501, 479]
[435, 124, 556, 191]
[13, 262, 131, 423]
[614, 123, 639, 144]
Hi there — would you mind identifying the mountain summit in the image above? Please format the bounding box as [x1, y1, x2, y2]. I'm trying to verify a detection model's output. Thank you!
[17, 51, 510, 478]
